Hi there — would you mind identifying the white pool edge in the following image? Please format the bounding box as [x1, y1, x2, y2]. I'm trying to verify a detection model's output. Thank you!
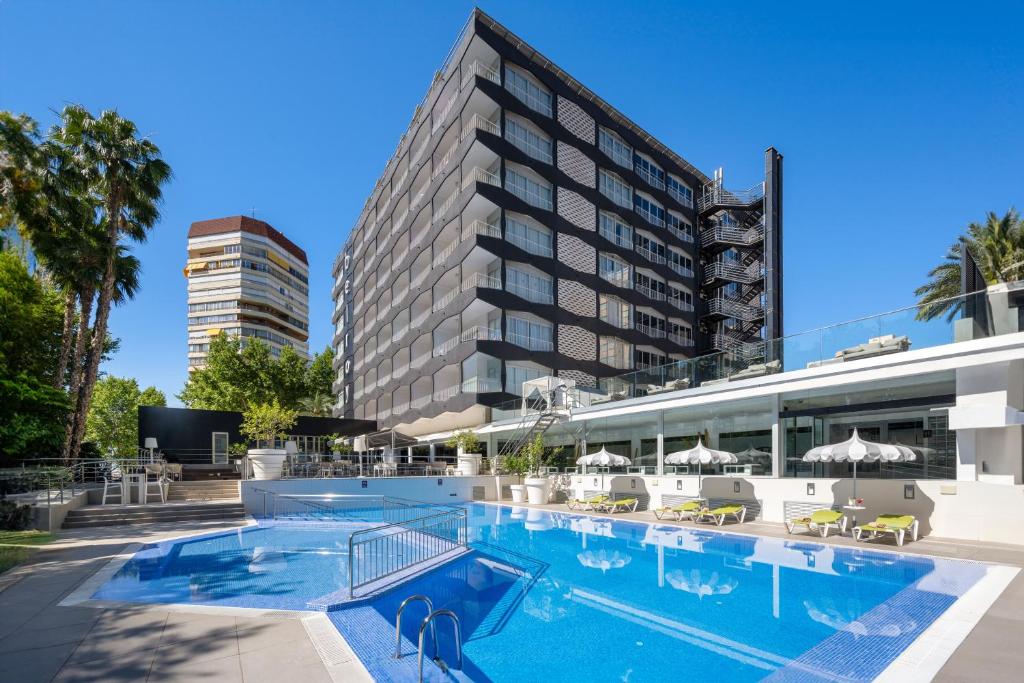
[875, 564, 1019, 682]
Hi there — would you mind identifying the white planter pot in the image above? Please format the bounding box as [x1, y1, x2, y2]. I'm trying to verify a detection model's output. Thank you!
[457, 453, 482, 476]
[248, 449, 287, 480]
[524, 477, 552, 505]
[510, 484, 527, 503]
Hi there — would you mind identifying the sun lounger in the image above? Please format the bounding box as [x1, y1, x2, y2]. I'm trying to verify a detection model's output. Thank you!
[653, 500, 702, 521]
[600, 498, 639, 514]
[808, 335, 911, 368]
[853, 514, 919, 546]
[695, 504, 747, 526]
[567, 494, 608, 511]
[786, 509, 847, 538]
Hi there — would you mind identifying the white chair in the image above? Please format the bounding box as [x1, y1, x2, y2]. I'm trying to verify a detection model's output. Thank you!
[102, 464, 126, 505]
[143, 464, 166, 503]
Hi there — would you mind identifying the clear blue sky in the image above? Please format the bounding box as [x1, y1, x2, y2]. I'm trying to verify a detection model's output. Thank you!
[2, 1, 1021, 404]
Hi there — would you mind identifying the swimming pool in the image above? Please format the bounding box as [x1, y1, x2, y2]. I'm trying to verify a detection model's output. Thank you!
[94, 503, 1000, 681]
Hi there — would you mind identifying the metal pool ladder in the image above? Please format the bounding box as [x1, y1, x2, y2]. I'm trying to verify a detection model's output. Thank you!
[394, 594, 463, 681]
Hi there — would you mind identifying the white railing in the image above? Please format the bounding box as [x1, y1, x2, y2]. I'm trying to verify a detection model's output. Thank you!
[668, 184, 694, 208]
[636, 204, 665, 228]
[636, 244, 666, 265]
[432, 285, 461, 312]
[432, 189, 460, 223]
[463, 219, 501, 240]
[699, 220, 765, 248]
[599, 225, 632, 249]
[378, 372, 392, 386]
[410, 309, 430, 328]
[636, 166, 665, 190]
[432, 239, 460, 267]
[600, 271, 632, 289]
[635, 282, 667, 301]
[432, 334, 462, 357]
[462, 115, 500, 143]
[432, 91, 458, 134]
[410, 268, 429, 289]
[391, 400, 410, 416]
[668, 332, 694, 347]
[507, 281, 554, 304]
[392, 248, 409, 270]
[668, 261, 694, 278]
[462, 167, 501, 191]
[392, 208, 410, 234]
[505, 127, 553, 164]
[698, 180, 765, 213]
[392, 324, 409, 343]
[506, 176, 553, 210]
[461, 60, 501, 88]
[702, 260, 765, 285]
[506, 231, 553, 257]
[507, 333, 554, 352]
[393, 362, 409, 379]
[431, 143, 458, 181]
[668, 296, 694, 313]
[706, 297, 765, 322]
[433, 384, 461, 402]
[635, 322, 666, 339]
[667, 223, 694, 243]
[410, 135, 431, 166]
[462, 377, 502, 393]
[410, 350, 431, 370]
[463, 272, 502, 291]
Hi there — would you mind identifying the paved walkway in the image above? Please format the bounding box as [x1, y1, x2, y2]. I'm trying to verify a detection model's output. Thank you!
[0, 519, 365, 683]
[529, 502, 1024, 681]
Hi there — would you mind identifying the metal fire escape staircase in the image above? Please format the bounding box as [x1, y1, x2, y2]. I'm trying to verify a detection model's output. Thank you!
[490, 386, 575, 473]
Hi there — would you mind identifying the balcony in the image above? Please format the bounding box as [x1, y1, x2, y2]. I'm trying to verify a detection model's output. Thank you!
[599, 224, 632, 249]
[667, 261, 694, 278]
[667, 222, 694, 244]
[507, 333, 554, 352]
[704, 297, 765, 322]
[635, 322, 667, 339]
[506, 174, 553, 211]
[699, 219, 765, 249]
[635, 165, 665, 190]
[461, 113, 500, 141]
[462, 167, 501, 192]
[461, 60, 501, 89]
[432, 189, 460, 224]
[668, 332, 694, 347]
[697, 179, 765, 213]
[668, 184, 694, 209]
[634, 282, 667, 302]
[461, 377, 502, 393]
[635, 204, 665, 228]
[507, 230, 553, 258]
[507, 280, 554, 305]
[600, 271, 632, 289]
[667, 296, 694, 313]
[635, 243, 666, 266]
[702, 260, 765, 286]
[432, 326, 503, 357]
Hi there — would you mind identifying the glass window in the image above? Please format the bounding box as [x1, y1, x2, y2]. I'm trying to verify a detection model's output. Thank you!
[666, 211, 693, 240]
[506, 215, 553, 257]
[599, 337, 632, 369]
[599, 253, 631, 287]
[634, 154, 665, 189]
[505, 116, 553, 164]
[599, 169, 632, 209]
[599, 211, 632, 249]
[598, 128, 632, 168]
[507, 315, 553, 351]
[506, 266, 554, 304]
[667, 175, 693, 208]
[634, 194, 665, 227]
[599, 294, 631, 328]
[506, 364, 550, 394]
[504, 66, 553, 116]
[506, 167, 553, 210]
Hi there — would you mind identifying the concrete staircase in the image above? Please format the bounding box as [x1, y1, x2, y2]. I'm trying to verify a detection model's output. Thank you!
[62, 501, 246, 529]
[167, 480, 241, 502]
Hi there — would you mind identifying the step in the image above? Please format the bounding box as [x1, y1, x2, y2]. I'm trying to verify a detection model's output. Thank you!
[65, 505, 245, 521]
[63, 510, 246, 529]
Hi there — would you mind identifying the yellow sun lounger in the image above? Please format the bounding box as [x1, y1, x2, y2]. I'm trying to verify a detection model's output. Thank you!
[599, 498, 639, 514]
[653, 500, 702, 521]
[567, 494, 609, 511]
[853, 515, 919, 546]
[786, 510, 847, 538]
[695, 504, 747, 526]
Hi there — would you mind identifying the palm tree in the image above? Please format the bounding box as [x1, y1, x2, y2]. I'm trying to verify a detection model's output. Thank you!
[915, 209, 1023, 321]
[51, 106, 171, 460]
[299, 392, 334, 417]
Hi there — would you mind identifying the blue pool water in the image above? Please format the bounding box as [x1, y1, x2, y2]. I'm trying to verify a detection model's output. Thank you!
[95, 504, 991, 681]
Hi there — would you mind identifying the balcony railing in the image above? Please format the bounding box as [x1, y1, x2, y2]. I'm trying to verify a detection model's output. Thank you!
[668, 261, 694, 278]
[507, 333, 554, 352]
[697, 180, 765, 213]
[433, 384, 461, 402]
[463, 272, 502, 291]
[635, 322, 667, 339]
[461, 377, 502, 393]
[463, 167, 501, 192]
[635, 165, 666, 190]
[702, 260, 765, 286]
[634, 282, 667, 301]
[506, 176, 554, 211]
[600, 271, 632, 289]
[668, 185, 694, 209]
[410, 349, 431, 369]
[635, 244, 666, 265]
[667, 222, 694, 243]
[461, 60, 501, 89]
[432, 189, 459, 224]
[507, 281, 554, 304]
[463, 219, 501, 241]
[668, 296, 695, 313]
[507, 231, 553, 258]
[599, 225, 632, 249]
[705, 297, 765, 322]
[461, 113, 500, 141]
[635, 204, 665, 228]
[699, 220, 765, 248]
[668, 332, 694, 347]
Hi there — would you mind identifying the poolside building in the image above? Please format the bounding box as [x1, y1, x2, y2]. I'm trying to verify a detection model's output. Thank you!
[186, 216, 311, 370]
[330, 9, 783, 436]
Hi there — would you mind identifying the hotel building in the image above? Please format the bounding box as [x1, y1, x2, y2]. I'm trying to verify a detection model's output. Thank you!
[186, 216, 310, 369]
[331, 9, 783, 435]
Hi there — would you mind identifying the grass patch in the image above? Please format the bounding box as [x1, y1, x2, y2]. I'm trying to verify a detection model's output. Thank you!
[0, 530, 55, 575]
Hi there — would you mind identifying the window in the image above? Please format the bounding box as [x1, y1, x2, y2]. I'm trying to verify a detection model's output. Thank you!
[506, 167, 553, 210]
[600, 337, 632, 369]
[506, 265, 554, 304]
[598, 211, 632, 249]
[667, 249, 693, 277]
[668, 286, 693, 311]
[634, 154, 665, 189]
[666, 211, 693, 241]
[599, 253, 631, 287]
[634, 194, 665, 227]
[599, 294, 631, 329]
[599, 169, 632, 209]
[634, 233, 666, 263]
[507, 315, 553, 351]
[634, 271, 666, 300]
[635, 310, 666, 337]
[505, 116, 553, 164]
[667, 175, 693, 208]
[635, 348, 667, 369]
[506, 215, 553, 257]
[506, 364, 550, 394]
[598, 128, 632, 168]
[505, 65, 552, 116]
[669, 321, 693, 344]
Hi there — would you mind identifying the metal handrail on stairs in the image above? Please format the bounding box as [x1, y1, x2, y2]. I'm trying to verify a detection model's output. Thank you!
[395, 595, 436, 660]
[418, 609, 462, 681]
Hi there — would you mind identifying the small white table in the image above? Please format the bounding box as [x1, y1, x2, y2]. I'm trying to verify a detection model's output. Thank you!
[842, 504, 866, 535]
[125, 473, 147, 504]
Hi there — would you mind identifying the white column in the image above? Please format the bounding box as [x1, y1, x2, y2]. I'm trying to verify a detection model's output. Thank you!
[656, 411, 665, 475]
[770, 393, 783, 479]
[429, 443, 437, 463]
[406, 446, 413, 464]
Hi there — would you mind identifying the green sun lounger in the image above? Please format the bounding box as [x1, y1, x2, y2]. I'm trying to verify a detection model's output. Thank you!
[653, 500, 702, 520]
[695, 504, 747, 526]
[786, 510, 847, 538]
[600, 497, 639, 513]
[854, 514, 919, 546]
[567, 494, 608, 511]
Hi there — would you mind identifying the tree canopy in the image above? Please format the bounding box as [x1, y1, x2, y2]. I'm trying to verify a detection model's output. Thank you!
[85, 376, 166, 459]
[179, 335, 335, 413]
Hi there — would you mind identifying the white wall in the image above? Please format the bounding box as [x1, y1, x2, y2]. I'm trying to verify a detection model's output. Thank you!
[240, 475, 515, 515]
[569, 474, 1024, 546]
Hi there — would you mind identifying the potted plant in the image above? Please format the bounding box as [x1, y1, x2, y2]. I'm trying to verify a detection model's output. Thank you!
[504, 451, 529, 503]
[240, 401, 299, 480]
[522, 434, 552, 504]
[445, 430, 482, 476]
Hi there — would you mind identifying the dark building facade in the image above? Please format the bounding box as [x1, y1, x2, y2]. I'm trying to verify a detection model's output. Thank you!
[138, 406, 375, 465]
[330, 9, 783, 435]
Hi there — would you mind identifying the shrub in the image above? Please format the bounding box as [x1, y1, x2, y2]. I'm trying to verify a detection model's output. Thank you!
[239, 400, 299, 449]
[0, 501, 32, 530]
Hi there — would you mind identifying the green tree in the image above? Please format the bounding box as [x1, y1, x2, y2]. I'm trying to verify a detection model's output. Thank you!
[916, 209, 1024, 321]
[51, 105, 172, 461]
[305, 346, 334, 398]
[299, 392, 333, 417]
[85, 376, 166, 458]
[0, 250, 69, 464]
[239, 401, 299, 448]
[275, 346, 310, 408]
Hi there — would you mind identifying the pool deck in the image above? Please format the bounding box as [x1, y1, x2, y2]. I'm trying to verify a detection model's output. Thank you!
[522, 501, 1024, 682]
[1, 506, 1022, 681]
[0, 518, 371, 683]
